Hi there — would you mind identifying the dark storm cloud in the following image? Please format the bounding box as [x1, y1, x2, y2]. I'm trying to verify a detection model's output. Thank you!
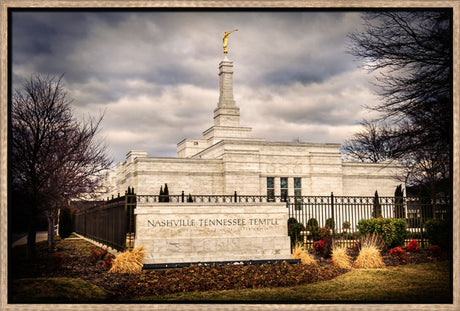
[11, 10, 377, 162]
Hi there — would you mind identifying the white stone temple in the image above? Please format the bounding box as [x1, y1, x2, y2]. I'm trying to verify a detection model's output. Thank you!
[103, 56, 403, 198]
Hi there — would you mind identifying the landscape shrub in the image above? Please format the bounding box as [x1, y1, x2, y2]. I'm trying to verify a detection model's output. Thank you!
[306, 218, 319, 228]
[372, 190, 382, 218]
[342, 220, 351, 230]
[159, 184, 170, 202]
[103, 256, 114, 269]
[306, 218, 320, 240]
[424, 219, 449, 249]
[357, 218, 406, 249]
[429, 245, 442, 259]
[58, 207, 74, 239]
[90, 248, 108, 264]
[394, 184, 405, 218]
[404, 240, 419, 252]
[325, 218, 335, 230]
[288, 218, 305, 247]
[390, 246, 407, 263]
[318, 225, 332, 240]
[313, 240, 325, 253]
[353, 234, 385, 269]
[312, 227, 333, 258]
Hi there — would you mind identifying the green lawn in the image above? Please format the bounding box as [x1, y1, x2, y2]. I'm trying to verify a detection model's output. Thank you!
[10, 277, 109, 303]
[138, 261, 451, 303]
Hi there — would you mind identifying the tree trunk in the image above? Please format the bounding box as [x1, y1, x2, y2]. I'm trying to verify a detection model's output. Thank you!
[27, 225, 36, 259]
[47, 215, 56, 253]
[26, 200, 39, 259]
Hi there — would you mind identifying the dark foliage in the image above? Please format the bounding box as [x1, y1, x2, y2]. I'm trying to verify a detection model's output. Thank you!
[313, 226, 333, 258]
[394, 185, 405, 218]
[357, 218, 407, 249]
[159, 184, 170, 202]
[58, 207, 73, 239]
[287, 217, 305, 247]
[130, 262, 345, 297]
[325, 218, 335, 230]
[372, 190, 382, 218]
[424, 219, 449, 249]
[306, 218, 319, 228]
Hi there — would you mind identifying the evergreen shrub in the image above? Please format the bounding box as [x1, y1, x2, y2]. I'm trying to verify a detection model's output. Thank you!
[394, 185, 405, 218]
[357, 218, 406, 249]
[306, 218, 319, 228]
[325, 218, 335, 230]
[287, 218, 305, 247]
[372, 190, 382, 218]
[424, 219, 449, 249]
[58, 207, 73, 239]
[306, 218, 320, 240]
[342, 220, 351, 230]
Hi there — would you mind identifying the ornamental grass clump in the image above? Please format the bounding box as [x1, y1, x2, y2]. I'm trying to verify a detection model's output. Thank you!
[331, 244, 352, 270]
[109, 246, 145, 274]
[353, 234, 385, 269]
[291, 242, 317, 266]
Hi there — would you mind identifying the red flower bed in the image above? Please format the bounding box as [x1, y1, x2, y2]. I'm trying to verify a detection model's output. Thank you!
[390, 246, 407, 263]
[122, 262, 346, 298]
[405, 240, 419, 252]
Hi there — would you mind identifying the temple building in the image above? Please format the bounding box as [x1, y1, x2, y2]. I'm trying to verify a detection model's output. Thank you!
[103, 56, 403, 198]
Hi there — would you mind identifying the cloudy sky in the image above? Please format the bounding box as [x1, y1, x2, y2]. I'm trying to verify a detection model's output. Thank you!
[11, 9, 383, 163]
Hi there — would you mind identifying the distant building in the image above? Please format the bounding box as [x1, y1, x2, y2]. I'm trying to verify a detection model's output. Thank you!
[103, 57, 403, 198]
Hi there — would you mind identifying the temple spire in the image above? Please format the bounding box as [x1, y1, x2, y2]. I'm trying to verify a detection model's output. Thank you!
[214, 59, 240, 127]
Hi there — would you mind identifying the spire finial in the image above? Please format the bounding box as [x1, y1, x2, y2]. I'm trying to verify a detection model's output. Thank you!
[222, 29, 238, 54]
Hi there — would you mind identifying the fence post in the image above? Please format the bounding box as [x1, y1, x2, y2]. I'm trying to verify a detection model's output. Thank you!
[331, 192, 335, 235]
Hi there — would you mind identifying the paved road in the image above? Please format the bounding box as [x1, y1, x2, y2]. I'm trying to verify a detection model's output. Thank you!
[12, 231, 48, 247]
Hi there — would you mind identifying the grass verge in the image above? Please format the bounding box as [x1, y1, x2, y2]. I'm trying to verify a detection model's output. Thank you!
[10, 277, 109, 303]
[138, 261, 451, 303]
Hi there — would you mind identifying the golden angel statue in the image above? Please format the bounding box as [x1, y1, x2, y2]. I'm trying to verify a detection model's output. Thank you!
[223, 29, 238, 54]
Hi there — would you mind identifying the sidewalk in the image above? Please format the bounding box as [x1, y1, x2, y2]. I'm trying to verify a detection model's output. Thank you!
[12, 231, 48, 247]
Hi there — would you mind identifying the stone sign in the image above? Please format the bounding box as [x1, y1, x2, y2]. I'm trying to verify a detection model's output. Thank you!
[134, 203, 292, 266]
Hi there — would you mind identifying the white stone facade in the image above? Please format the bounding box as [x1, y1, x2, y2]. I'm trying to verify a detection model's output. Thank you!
[103, 58, 404, 198]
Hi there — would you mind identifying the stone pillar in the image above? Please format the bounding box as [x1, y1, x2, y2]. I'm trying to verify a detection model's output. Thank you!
[214, 58, 240, 127]
[218, 60, 236, 106]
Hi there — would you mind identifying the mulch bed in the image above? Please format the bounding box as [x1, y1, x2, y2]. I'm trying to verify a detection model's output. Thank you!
[10, 237, 446, 301]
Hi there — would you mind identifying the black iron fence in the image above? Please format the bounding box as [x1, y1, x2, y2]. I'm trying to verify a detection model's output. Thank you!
[74, 188, 136, 252]
[137, 192, 450, 248]
[75, 190, 449, 251]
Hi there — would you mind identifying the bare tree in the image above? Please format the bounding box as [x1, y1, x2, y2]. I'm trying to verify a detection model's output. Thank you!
[11, 74, 112, 256]
[345, 11, 451, 196]
[342, 120, 391, 163]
